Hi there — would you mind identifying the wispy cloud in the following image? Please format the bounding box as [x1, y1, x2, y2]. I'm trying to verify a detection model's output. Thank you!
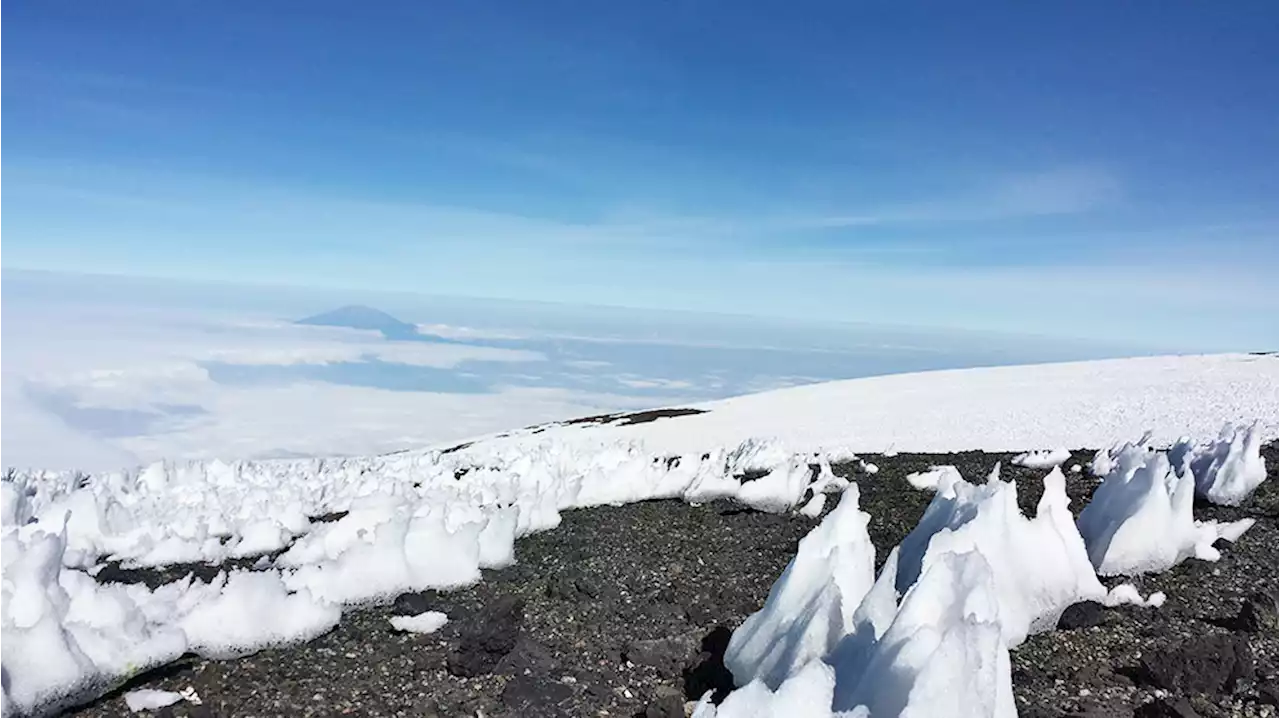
[986, 165, 1122, 215]
[9, 158, 1271, 352]
[783, 165, 1122, 229]
[371, 118, 1125, 234]
[4, 161, 1120, 245]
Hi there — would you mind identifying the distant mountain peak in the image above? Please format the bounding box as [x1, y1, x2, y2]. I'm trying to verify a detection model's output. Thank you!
[296, 305, 419, 339]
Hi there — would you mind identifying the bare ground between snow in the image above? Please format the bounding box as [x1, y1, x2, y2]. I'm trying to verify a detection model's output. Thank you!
[69, 444, 1278, 718]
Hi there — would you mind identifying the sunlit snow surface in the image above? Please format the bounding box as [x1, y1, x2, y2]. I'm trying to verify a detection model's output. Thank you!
[2, 353, 1276, 716]
[465, 353, 1277, 456]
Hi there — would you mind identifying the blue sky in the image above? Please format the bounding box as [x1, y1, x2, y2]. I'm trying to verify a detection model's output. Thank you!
[4, 0, 1276, 350]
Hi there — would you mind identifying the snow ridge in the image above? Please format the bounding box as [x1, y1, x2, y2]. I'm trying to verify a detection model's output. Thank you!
[1, 438, 841, 716]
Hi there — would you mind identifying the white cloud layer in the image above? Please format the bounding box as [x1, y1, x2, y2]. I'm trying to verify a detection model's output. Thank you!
[0, 302, 669, 472]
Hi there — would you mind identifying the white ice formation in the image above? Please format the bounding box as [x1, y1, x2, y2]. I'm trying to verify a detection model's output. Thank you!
[1077, 444, 1254, 576]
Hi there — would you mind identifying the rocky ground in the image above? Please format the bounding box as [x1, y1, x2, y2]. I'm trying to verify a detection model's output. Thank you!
[70, 443, 1278, 718]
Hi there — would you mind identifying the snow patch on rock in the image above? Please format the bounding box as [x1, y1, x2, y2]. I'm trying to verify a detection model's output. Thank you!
[904, 466, 961, 492]
[1012, 448, 1071, 469]
[388, 611, 449, 634]
[1103, 583, 1166, 609]
[123, 689, 184, 712]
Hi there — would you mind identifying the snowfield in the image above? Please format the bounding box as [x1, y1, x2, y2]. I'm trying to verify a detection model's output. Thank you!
[2, 353, 1276, 717]
[464, 353, 1278, 456]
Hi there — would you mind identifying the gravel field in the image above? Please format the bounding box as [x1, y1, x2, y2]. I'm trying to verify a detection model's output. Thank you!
[68, 443, 1278, 718]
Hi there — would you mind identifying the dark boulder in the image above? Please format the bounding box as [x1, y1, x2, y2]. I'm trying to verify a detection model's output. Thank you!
[642, 685, 686, 718]
[624, 632, 700, 672]
[574, 576, 604, 599]
[1257, 676, 1279, 706]
[1137, 634, 1253, 697]
[446, 596, 526, 677]
[682, 626, 735, 703]
[1235, 590, 1277, 634]
[545, 576, 579, 601]
[497, 637, 561, 676]
[544, 574, 610, 602]
[1058, 601, 1107, 630]
[500, 674, 573, 715]
[391, 591, 432, 617]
